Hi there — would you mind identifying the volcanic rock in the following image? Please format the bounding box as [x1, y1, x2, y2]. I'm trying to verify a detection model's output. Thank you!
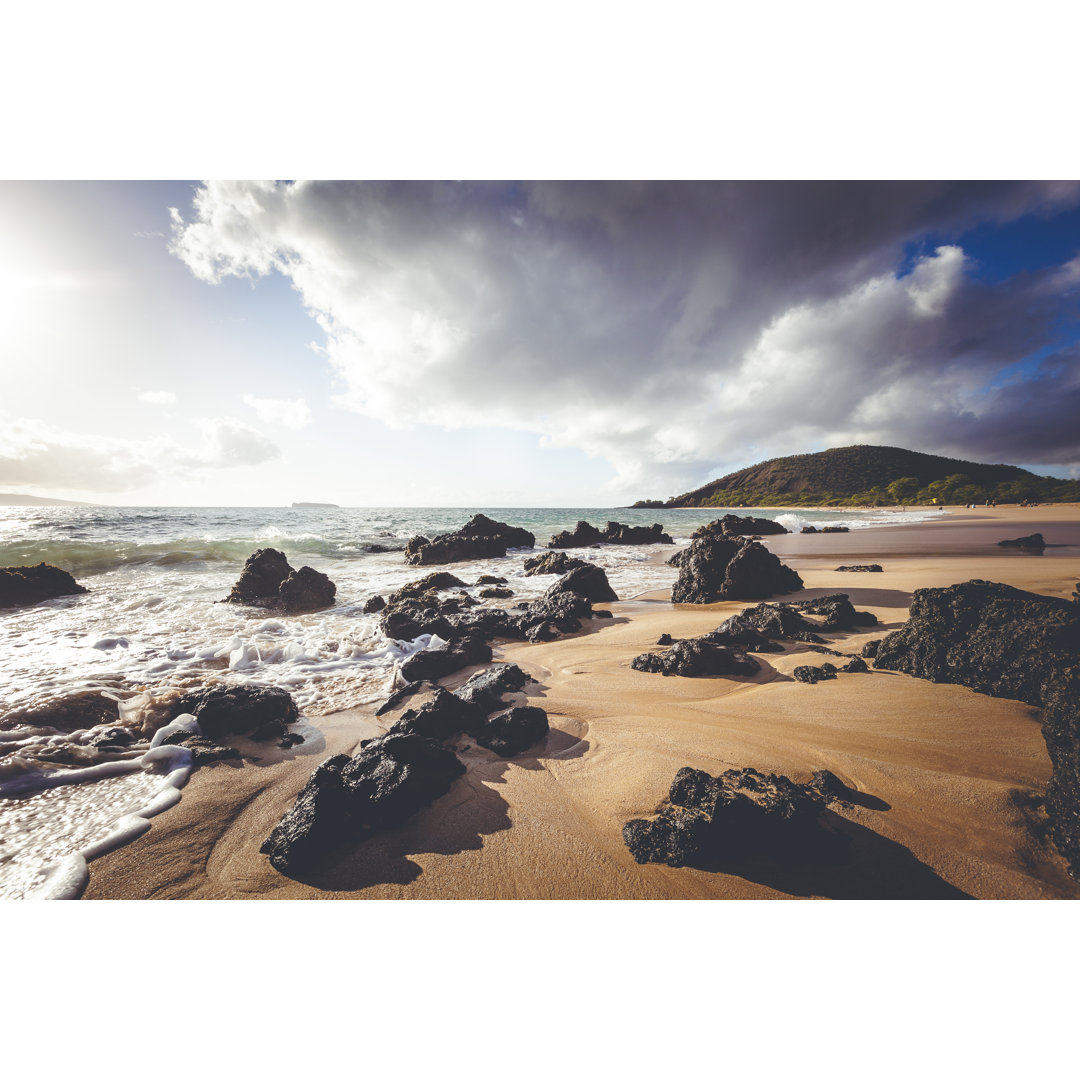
[693, 515, 789, 538]
[387, 687, 484, 741]
[475, 575, 508, 585]
[174, 684, 300, 739]
[623, 766, 847, 869]
[398, 635, 493, 682]
[404, 514, 535, 566]
[861, 639, 882, 658]
[0, 689, 118, 733]
[872, 579, 1080, 875]
[671, 537, 803, 604]
[544, 563, 618, 604]
[475, 705, 549, 757]
[792, 593, 877, 630]
[835, 564, 883, 572]
[454, 663, 531, 714]
[548, 520, 673, 548]
[279, 565, 336, 613]
[793, 664, 838, 684]
[998, 533, 1046, 549]
[478, 586, 514, 599]
[363, 595, 386, 613]
[522, 551, 590, 576]
[0, 563, 88, 610]
[631, 638, 761, 678]
[161, 731, 243, 764]
[261, 734, 466, 873]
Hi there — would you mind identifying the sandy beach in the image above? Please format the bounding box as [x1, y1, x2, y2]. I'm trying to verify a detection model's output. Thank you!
[81, 506, 1080, 900]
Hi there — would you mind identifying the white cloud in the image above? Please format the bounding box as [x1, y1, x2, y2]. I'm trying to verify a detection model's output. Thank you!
[0, 414, 280, 495]
[137, 389, 177, 405]
[242, 393, 311, 429]
[169, 181, 1080, 494]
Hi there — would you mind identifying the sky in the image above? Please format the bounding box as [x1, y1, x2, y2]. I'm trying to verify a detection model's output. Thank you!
[2, 179, 1079, 506]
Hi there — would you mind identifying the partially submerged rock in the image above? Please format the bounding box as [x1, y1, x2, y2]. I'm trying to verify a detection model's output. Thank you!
[522, 551, 590, 576]
[623, 766, 848, 869]
[545, 563, 618, 604]
[548, 520, 673, 548]
[404, 514, 535, 566]
[398, 635, 492, 683]
[671, 537, 803, 604]
[835, 564, 883, 572]
[872, 579, 1080, 875]
[0, 688, 118, 733]
[224, 548, 336, 613]
[692, 515, 789, 539]
[0, 562, 87, 610]
[174, 684, 300, 740]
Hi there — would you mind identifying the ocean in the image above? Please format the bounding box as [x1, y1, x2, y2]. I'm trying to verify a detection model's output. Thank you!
[0, 502, 936, 898]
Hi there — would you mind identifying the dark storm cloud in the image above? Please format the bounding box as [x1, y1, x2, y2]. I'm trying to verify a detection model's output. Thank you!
[170, 180, 1080, 493]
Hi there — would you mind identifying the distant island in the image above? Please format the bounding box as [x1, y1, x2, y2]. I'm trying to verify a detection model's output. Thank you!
[637, 445, 1080, 508]
[0, 492, 95, 507]
[291, 501, 340, 509]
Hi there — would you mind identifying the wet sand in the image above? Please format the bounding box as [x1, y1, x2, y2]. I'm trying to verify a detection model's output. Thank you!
[83, 505, 1080, 900]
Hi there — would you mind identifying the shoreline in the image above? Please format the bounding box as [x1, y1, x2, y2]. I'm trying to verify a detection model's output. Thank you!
[81, 505, 1080, 899]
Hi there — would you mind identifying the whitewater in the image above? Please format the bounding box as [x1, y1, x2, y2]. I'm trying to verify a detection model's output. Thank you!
[0, 502, 939, 898]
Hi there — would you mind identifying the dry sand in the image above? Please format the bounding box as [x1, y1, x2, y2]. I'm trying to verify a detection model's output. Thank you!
[83, 505, 1080, 900]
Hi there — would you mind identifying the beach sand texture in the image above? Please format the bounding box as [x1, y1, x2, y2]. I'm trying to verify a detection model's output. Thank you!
[83, 507, 1080, 900]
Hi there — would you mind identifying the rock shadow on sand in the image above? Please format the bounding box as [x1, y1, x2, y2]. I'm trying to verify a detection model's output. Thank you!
[689, 812, 970, 899]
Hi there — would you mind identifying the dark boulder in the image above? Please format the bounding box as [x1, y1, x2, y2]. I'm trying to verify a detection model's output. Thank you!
[710, 602, 824, 645]
[801, 526, 819, 534]
[871, 579, 1080, 876]
[657, 633, 674, 645]
[840, 656, 869, 673]
[454, 663, 530, 714]
[404, 514, 535, 566]
[1, 689, 118, 733]
[363, 595, 386, 613]
[279, 565, 336, 613]
[388, 572, 468, 603]
[671, 537, 803, 604]
[861, 639, 881, 658]
[792, 594, 877, 630]
[261, 734, 467, 874]
[624, 766, 847, 869]
[631, 638, 761, 678]
[1, 563, 88, 610]
[476, 705, 549, 757]
[398, 635, 493, 683]
[809, 769, 849, 802]
[388, 687, 484, 741]
[667, 548, 687, 568]
[548, 520, 604, 548]
[475, 575, 508, 585]
[174, 684, 299, 739]
[793, 664, 838, 684]
[375, 680, 441, 717]
[998, 533, 1046, 549]
[835, 564, 883, 572]
[522, 551, 590, 576]
[545, 564, 618, 604]
[822, 526, 849, 533]
[224, 548, 292, 604]
[478, 586, 514, 599]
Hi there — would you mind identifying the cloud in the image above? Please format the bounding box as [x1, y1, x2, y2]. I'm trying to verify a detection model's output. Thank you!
[242, 393, 311, 429]
[0, 415, 280, 494]
[170, 181, 1080, 494]
[137, 389, 177, 405]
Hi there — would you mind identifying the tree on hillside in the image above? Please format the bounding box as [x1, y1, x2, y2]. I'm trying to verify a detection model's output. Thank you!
[887, 477, 920, 503]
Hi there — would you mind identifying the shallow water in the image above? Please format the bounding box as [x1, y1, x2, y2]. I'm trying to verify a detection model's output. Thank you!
[0, 503, 935, 898]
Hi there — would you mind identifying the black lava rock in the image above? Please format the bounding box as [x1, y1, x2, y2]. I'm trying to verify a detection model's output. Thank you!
[657, 633, 674, 645]
[0, 562, 88, 610]
[872, 579, 1080, 876]
[793, 664, 838, 684]
[398, 635, 493, 683]
[279, 565, 336, 613]
[476, 705, 550, 757]
[174, 684, 300, 739]
[624, 766, 847, 869]
[522, 551, 590, 576]
[454, 663, 530, 714]
[548, 520, 672, 548]
[478, 586, 514, 599]
[363, 595, 387, 613]
[835, 564, 883, 572]
[224, 549, 336, 613]
[545, 563, 618, 604]
[998, 533, 1046, 549]
[631, 638, 762, 678]
[404, 514, 535, 566]
[861, 639, 882, 658]
[692, 515, 789, 538]
[671, 537, 803, 604]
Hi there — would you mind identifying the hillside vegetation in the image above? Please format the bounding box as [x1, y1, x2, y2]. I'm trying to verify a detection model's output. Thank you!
[645, 445, 1080, 508]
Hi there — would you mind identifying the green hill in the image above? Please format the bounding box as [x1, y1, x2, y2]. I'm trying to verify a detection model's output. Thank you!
[653, 445, 1080, 508]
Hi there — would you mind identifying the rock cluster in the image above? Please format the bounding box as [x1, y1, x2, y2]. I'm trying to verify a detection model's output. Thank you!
[671, 536, 803, 604]
[801, 525, 849, 534]
[691, 515, 789, 539]
[548, 520, 673, 548]
[404, 514, 535, 566]
[379, 564, 619, 657]
[173, 684, 301, 742]
[872, 579, 1080, 876]
[0, 562, 88, 610]
[262, 662, 551, 874]
[224, 548, 336, 613]
[623, 766, 848, 869]
[835, 564, 883, 572]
